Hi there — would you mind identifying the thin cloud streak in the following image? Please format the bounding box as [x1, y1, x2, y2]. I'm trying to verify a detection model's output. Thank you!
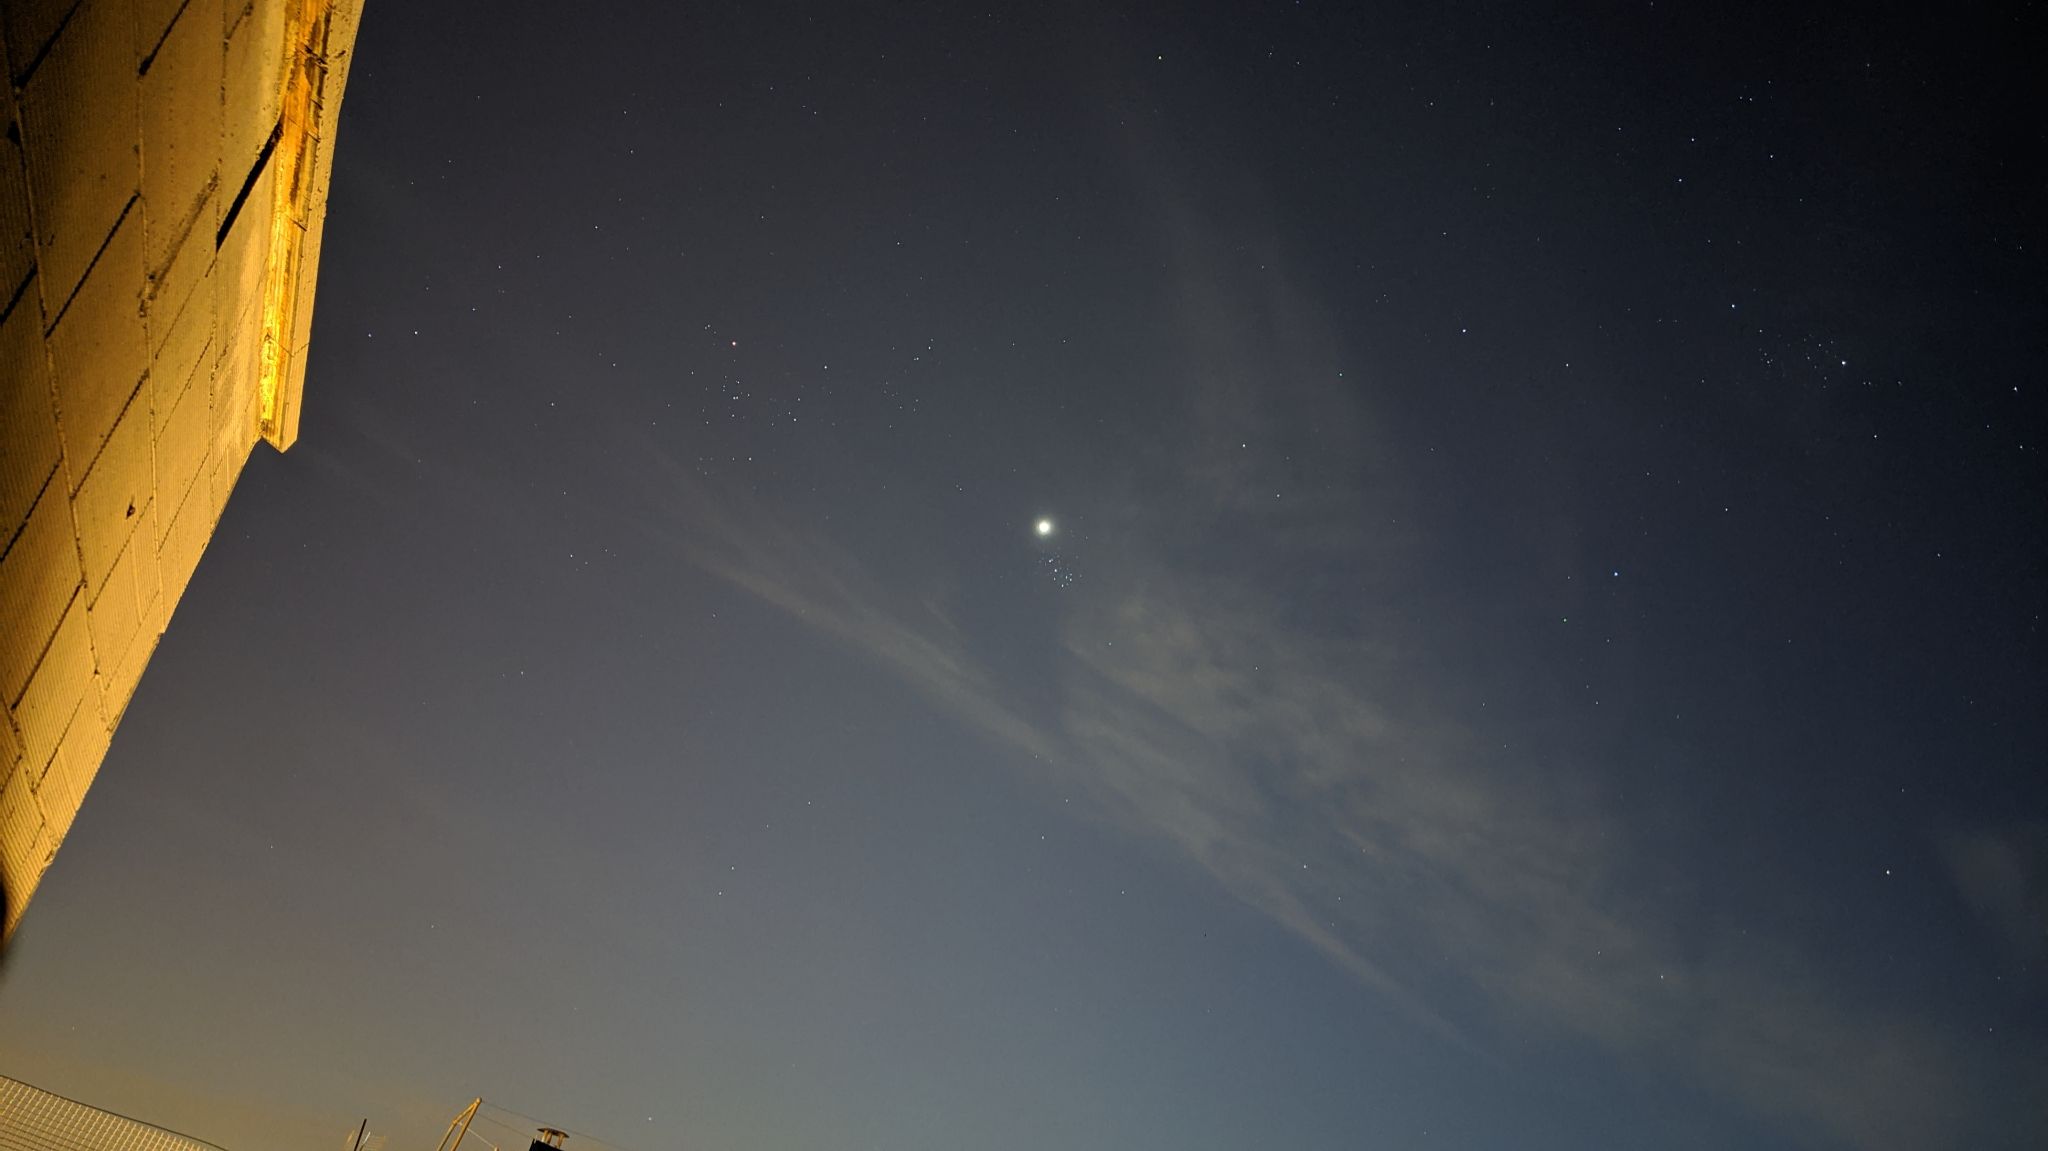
[616, 197, 1992, 1150]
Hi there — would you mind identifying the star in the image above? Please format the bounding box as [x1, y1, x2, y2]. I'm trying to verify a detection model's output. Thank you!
[1035, 518, 1055, 537]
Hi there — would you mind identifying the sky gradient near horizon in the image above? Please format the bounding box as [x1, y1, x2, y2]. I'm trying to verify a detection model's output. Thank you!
[2, 4, 2044, 1150]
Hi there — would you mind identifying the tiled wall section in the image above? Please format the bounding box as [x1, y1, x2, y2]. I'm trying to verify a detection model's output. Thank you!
[0, 0, 361, 939]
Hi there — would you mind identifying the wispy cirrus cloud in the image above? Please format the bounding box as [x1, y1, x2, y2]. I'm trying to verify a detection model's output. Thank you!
[617, 186, 2003, 1150]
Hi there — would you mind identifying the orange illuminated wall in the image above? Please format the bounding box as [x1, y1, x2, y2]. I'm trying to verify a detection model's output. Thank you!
[0, 0, 364, 941]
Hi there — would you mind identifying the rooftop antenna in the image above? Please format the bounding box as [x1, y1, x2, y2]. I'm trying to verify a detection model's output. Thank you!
[433, 1100, 482, 1151]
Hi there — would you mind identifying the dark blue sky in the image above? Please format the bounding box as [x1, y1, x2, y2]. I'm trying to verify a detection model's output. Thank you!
[2, 3, 2043, 1150]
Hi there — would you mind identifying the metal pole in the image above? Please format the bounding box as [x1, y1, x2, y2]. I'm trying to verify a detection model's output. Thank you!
[433, 1100, 482, 1151]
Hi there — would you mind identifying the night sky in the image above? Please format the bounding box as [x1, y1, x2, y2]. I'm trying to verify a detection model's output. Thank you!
[2, 3, 2044, 1150]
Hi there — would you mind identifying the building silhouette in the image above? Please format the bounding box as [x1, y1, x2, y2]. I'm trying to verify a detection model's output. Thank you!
[0, 1073, 233, 1151]
[0, 0, 365, 941]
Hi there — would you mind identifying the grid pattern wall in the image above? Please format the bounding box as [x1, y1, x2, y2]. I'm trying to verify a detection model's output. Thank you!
[0, 0, 362, 941]
[0, 1075, 224, 1151]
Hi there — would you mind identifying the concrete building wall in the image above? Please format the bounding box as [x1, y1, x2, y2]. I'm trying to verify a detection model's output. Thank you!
[0, 0, 362, 940]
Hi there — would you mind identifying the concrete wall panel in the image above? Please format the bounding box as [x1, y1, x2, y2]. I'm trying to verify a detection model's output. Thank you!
[0, 0, 363, 942]
[138, 0, 223, 279]
[0, 691, 21, 772]
[49, 699, 111, 819]
[151, 278, 213, 427]
[0, 73, 35, 306]
[32, 737, 79, 842]
[18, 0, 138, 309]
[0, 480, 82, 705]
[132, 0, 190, 64]
[0, 762, 53, 933]
[145, 190, 215, 360]
[13, 592, 94, 776]
[85, 534, 143, 682]
[156, 472, 207, 610]
[222, 0, 284, 200]
[0, 286, 60, 535]
[154, 331, 213, 515]
[46, 204, 145, 476]
[71, 382, 151, 598]
[2, 1, 82, 86]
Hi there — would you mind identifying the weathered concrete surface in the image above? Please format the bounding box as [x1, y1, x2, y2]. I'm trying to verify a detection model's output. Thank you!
[0, 0, 363, 940]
